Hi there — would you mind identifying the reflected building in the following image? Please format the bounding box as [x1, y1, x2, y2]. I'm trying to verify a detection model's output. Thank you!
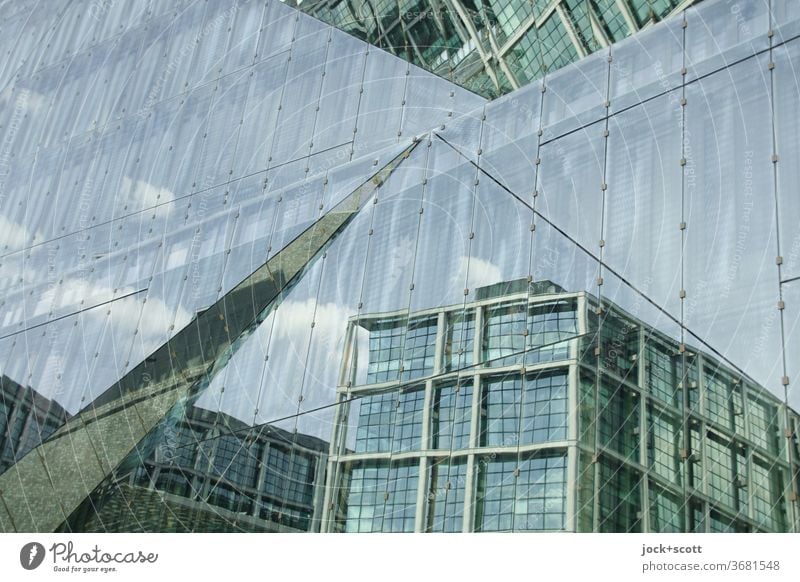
[0, 376, 71, 474]
[0, 0, 799, 533]
[63, 409, 328, 533]
[321, 279, 796, 532]
[286, 0, 694, 97]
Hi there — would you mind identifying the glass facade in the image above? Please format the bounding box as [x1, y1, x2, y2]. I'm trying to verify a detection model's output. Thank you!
[0, 0, 799, 534]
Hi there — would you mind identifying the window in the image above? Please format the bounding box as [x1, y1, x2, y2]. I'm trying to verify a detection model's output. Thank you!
[432, 381, 473, 450]
[705, 432, 746, 514]
[345, 461, 419, 532]
[475, 454, 567, 531]
[526, 300, 577, 364]
[263, 446, 316, 507]
[520, 371, 568, 444]
[383, 462, 420, 532]
[483, 302, 526, 366]
[649, 483, 684, 532]
[212, 434, 260, 488]
[647, 408, 682, 485]
[598, 456, 642, 532]
[392, 388, 425, 453]
[426, 459, 467, 532]
[645, 341, 680, 406]
[751, 456, 785, 531]
[354, 391, 395, 453]
[367, 318, 404, 383]
[444, 311, 474, 372]
[598, 381, 640, 461]
[747, 393, 779, 453]
[481, 374, 522, 447]
[704, 365, 744, 433]
[401, 316, 437, 380]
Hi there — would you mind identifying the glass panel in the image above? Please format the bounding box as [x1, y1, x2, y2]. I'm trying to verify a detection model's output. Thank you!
[520, 370, 568, 444]
[541, 49, 609, 138]
[538, 122, 605, 252]
[783, 279, 800, 411]
[772, 0, 800, 45]
[232, 53, 288, 179]
[256, 0, 297, 61]
[409, 139, 474, 313]
[402, 65, 483, 140]
[685, 0, 768, 82]
[481, 373, 522, 447]
[609, 15, 684, 113]
[479, 80, 541, 196]
[773, 38, 800, 281]
[313, 33, 365, 154]
[354, 50, 407, 153]
[111, 18, 172, 120]
[269, 16, 328, 167]
[193, 67, 251, 190]
[683, 55, 782, 397]
[356, 143, 425, 317]
[605, 92, 683, 322]
[468, 168, 532, 300]
[187, 0, 234, 88]
[158, 0, 205, 101]
[647, 406, 683, 486]
[649, 484, 684, 532]
[474, 453, 567, 532]
[222, 0, 265, 76]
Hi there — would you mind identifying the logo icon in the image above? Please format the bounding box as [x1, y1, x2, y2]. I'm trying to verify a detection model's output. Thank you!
[20, 542, 46, 570]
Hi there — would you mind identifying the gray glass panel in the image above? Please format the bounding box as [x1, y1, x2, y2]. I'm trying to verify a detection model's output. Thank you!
[783, 279, 800, 410]
[187, 0, 234, 88]
[194, 67, 251, 190]
[609, 15, 684, 113]
[605, 92, 683, 322]
[222, 0, 265, 76]
[158, 0, 205, 102]
[773, 38, 800, 281]
[402, 65, 483, 141]
[479, 80, 541, 196]
[538, 122, 605, 252]
[255, 259, 325, 430]
[434, 106, 484, 163]
[130, 84, 213, 207]
[111, 18, 172, 120]
[354, 50, 408, 153]
[772, 0, 800, 45]
[232, 54, 288, 179]
[358, 143, 426, 315]
[541, 49, 609, 137]
[410, 139, 475, 313]
[684, 54, 782, 398]
[685, 0, 769, 82]
[257, 0, 297, 61]
[295, 201, 376, 440]
[313, 33, 365, 154]
[469, 169, 533, 296]
[269, 16, 328, 167]
[83, 29, 145, 133]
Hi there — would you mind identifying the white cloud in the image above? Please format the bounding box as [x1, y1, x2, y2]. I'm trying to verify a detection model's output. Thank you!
[120, 176, 175, 212]
[453, 254, 502, 290]
[0, 214, 40, 251]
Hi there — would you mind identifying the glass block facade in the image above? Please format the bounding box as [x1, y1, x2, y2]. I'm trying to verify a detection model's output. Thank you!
[323, 280, 794, 531]
[286, 0, 693, 97]
[1, 0, 800, 534]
